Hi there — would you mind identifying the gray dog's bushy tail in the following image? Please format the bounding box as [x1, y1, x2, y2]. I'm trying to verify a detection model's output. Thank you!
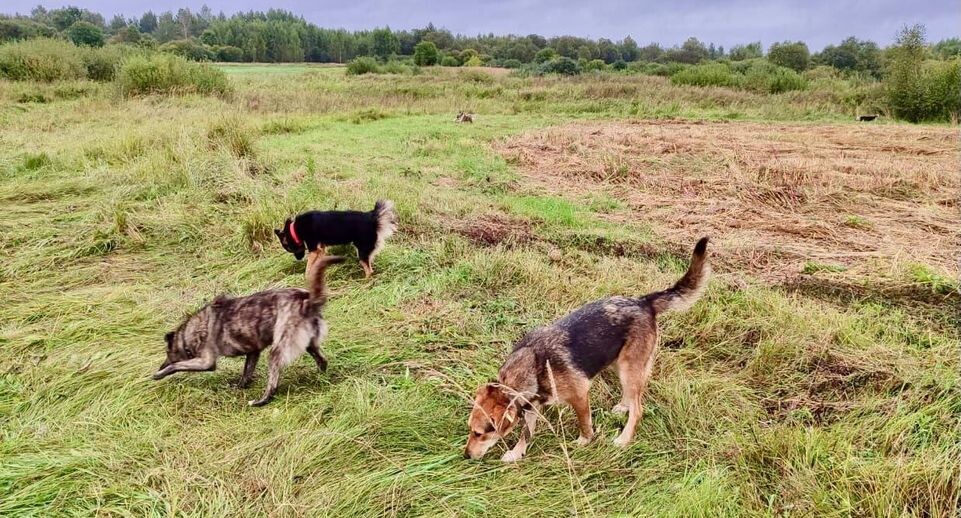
[372, 199, 398, 254]
[308, 255, 346, 308]
[648, 237, 711, 315]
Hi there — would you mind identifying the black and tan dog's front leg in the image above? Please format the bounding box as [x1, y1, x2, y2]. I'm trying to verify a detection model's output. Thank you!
[501, 409, 537, 463]
[152, 356, 217, 380]
[304, 247, 326, 280]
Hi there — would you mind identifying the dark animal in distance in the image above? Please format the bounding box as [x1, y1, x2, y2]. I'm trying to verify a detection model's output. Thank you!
[857, 115, 878, 122]
[465, 238, 711, 462]
[153, 256, 345, 406]
[276, 200, 397, 278]
[455, 112, 474, 123]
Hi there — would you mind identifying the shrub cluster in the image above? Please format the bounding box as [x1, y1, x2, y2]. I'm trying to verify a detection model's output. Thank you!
[885, 26, 961, 122]
[671, 60, 806, 93]
[345, 56, 419, 76]
[116, 53, 232, 97]
[0, 38, 232, 98]
[0, 38, 86, 81]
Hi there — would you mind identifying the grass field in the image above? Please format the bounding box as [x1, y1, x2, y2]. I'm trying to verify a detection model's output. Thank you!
[1, 65, 958, 516]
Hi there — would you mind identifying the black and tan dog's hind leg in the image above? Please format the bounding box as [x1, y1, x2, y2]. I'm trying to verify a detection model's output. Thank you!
[612, 324, 659, 447]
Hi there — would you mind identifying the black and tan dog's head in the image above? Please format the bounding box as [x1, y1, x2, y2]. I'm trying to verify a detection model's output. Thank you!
[464, 382, 521, 459]
[275, 218, 306, 260]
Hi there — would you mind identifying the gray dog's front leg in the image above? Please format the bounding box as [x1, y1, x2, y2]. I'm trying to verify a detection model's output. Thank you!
[152, 357, 217, 380]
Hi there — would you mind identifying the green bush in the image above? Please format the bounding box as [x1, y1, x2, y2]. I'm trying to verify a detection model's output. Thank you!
[803, 65, 842, 82]
[501, 58, 522, 69]
[413, 41, 439, 66]
[0, 38, 86, 81]
[440, 55, 460, 67]
[116, 53, 232, 97]
[534, 47, 557, 63]
[885, 25, 960, 122]
[539, 56, 581, 75]
[0, 19, 55, 43]
[214, 45, 244, 62]
[671, 63, 738, 87]
[742, 62, 806, 93]
[895, 59, 961, 122]
[630, 61, 687, 76]
[159, 39, 215, 61]
[381, 60, 418, 74]
[66, 21, 104, 47]
[767, 41, 810, 72]
[612, 59, 627, 71]
[81, 45, 129, 82]
[346, 56, 380, 75]
[584, 59, 607, 71]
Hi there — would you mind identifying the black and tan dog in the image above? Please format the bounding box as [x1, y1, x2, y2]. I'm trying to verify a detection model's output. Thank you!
[464, 238, 710, 462]
[153, 256, 344, 406]
[275, 200, 397, 278]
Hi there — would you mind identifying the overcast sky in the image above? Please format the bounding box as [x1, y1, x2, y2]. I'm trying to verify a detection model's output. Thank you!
[4, 1, 957, 50]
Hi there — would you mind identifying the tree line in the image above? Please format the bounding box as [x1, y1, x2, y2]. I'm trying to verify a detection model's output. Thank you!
[2, 4, 959, 72]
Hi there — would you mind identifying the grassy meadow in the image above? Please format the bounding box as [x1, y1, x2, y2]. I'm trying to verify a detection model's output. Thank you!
[1, 64, 958, 516]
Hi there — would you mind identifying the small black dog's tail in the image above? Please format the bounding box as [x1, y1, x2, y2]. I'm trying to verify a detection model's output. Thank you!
[647, 237, 711, 315]
[308, 255, 345, 308]
[372, 199, 398, 254]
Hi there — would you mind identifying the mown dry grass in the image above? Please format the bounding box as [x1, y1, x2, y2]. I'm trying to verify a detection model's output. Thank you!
[496, 120, 958, 284]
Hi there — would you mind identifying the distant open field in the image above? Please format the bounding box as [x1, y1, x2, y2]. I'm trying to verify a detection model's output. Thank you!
[1, 65, 958, 516]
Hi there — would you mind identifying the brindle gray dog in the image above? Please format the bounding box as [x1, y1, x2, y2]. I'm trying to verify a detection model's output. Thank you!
[153, 256, 345, 406]
[465, 238, 710, 461]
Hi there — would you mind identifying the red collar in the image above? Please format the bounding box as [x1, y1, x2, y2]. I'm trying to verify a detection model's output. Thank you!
[288, 220, 302, 246]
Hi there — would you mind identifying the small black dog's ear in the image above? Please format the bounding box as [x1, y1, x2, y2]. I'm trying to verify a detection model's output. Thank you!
[164, 332, 174, 348]
[274, 228, 283, 237]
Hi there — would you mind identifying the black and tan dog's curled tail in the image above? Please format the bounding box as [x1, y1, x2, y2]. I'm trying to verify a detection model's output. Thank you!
[373, 199, 398, 250]
[648, 237, 711, 315]
[308, 255, 346, 307]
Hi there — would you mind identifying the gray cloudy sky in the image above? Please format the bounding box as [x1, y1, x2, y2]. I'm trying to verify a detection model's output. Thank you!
[4, 1, 957, 50]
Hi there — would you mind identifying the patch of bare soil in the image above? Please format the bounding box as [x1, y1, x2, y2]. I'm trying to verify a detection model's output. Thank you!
[450, 213, 534, 247]
[495, 120, 959, 281]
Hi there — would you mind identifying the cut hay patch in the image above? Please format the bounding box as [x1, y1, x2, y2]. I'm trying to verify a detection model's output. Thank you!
[495, 120, 958, 283]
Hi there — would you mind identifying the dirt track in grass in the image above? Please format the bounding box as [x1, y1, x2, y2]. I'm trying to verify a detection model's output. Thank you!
[495, 120, 958, 285]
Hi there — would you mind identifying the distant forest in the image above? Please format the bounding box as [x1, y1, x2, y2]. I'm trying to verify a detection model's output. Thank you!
[2, 5, 960, 70]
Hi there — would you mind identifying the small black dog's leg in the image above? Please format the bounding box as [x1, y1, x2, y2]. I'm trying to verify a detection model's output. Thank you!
[357, 243, 374, 278]
[238, 351, 260, 388]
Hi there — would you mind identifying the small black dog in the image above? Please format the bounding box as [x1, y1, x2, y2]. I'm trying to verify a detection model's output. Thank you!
[275, 200, 397, 278]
